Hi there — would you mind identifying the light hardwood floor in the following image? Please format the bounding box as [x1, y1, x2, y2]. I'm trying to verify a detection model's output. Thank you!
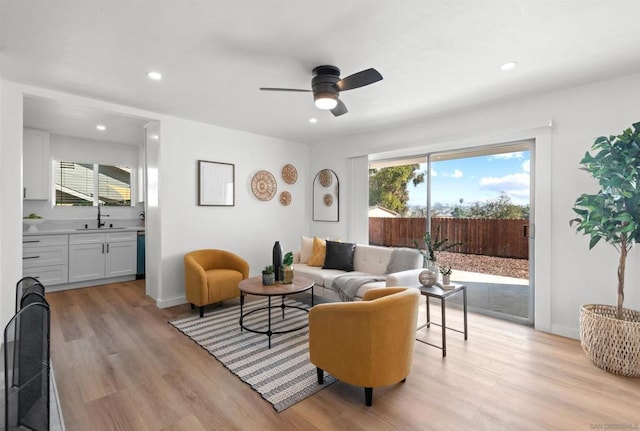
[46, 280, 639, 431]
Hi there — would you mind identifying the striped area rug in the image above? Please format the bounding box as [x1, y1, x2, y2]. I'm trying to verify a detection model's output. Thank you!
[169, 298, 336, 412]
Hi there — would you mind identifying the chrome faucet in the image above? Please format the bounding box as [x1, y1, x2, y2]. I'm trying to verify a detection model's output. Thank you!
[97, 205, 109, 228]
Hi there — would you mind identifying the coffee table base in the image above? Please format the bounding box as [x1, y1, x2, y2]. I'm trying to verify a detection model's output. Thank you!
[240, 293, 312, 348]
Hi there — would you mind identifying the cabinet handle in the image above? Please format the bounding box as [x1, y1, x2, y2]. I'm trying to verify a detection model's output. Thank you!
[23, 240, 41, 243]
[107, 243, 110, 253]
[23, 187, 26, 198]
[23, 256, 40, 259]
[102, 244, 105, 254]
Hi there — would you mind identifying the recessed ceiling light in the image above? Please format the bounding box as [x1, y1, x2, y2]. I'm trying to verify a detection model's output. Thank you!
[96, 124, 106, 131]
[146, 71, 162, 80]
[309, 118, 318, 124]
[500, 62, 517, 71]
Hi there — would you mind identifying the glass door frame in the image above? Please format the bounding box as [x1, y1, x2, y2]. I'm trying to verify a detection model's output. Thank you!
[424, 139, 535, 326]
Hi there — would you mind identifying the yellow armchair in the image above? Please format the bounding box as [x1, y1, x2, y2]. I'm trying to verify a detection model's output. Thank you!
[309, 287, 420, 406]
[184, 249, 249, 317]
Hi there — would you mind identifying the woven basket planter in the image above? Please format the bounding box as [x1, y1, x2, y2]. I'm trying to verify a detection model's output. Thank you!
[580, 304, 640, 377]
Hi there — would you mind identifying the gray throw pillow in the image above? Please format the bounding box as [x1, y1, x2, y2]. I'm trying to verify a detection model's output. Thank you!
[385, 248, 421, 274]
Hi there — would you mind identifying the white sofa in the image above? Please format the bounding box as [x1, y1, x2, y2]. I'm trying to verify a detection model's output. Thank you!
[294, 243, 424, 301]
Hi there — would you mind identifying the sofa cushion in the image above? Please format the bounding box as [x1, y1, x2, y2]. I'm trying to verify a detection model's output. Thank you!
[308, 237, 327, 266]
[293, 263, 335, 286]
[323, 240, 356, 272]
[294, 263, 369, 287]
[300, 236, 314, 263]
[353, 245, 395, 275]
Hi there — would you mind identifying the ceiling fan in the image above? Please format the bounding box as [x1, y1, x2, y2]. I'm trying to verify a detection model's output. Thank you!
[259, 65, 383, 117]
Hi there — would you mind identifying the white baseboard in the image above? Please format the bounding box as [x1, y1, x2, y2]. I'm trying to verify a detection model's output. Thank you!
[550, 324, 580, 340]
[45, 275, 136, 292]
[156, 295, 186, 308]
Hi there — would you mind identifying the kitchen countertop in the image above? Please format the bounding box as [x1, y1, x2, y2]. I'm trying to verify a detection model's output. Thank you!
[24, 226, 145, 236]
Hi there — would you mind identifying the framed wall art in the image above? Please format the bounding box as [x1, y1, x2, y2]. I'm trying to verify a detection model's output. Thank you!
[313, 168, 339, 221]
[198, 160, 235, 206]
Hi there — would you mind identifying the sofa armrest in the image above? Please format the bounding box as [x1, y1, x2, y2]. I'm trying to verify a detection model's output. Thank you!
[386, 268, 424, 287]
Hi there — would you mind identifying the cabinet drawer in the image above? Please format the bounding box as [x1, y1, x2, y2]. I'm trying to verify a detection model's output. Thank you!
[106, 231, 137, 242]
[23, 265, 69, 286]
[69, 233, 106, 245]
[22, 245, 69, 267]
[23, 234, 68, 248]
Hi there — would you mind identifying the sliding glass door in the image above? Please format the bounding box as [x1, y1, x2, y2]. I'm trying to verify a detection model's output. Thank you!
[369, 140, 534, 325]
[428, 142, 533, 324]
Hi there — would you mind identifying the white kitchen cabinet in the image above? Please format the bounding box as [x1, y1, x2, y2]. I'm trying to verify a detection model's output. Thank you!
[69, 241, 106, 282]
[106, 240, 137, 277]
[22, 234, 69, 285]
[69, 231, 137, 282]
[23, 128, 51, 200]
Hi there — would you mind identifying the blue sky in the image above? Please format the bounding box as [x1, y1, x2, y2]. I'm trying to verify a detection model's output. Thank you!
[408, 151, 530, 206]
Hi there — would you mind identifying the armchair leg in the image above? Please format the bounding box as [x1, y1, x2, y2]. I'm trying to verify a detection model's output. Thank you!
[199, 306, 204, 318]
[364, 387, 373, 406]
[190, 303, 195, 310]
[401, 377, 407, 383]
[316, 367, 324, 384]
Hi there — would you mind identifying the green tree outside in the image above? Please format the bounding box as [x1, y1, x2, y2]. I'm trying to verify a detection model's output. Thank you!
[369, 165, 424, 215]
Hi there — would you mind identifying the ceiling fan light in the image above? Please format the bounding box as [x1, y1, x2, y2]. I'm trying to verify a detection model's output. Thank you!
[314, 94, 338, 110]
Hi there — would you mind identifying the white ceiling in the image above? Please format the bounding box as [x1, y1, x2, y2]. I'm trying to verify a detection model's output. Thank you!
[23, 97, 149, 145]
[3, 1, 640, 145]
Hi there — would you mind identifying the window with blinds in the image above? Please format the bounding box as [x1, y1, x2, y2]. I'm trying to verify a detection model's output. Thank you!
[54, 161, 132, 206]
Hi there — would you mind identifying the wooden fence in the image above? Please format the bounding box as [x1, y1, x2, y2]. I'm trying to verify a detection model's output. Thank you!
[369, 217, 529, 259]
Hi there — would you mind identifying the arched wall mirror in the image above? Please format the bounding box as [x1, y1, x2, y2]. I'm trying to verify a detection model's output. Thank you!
[313, 169, 339, 222]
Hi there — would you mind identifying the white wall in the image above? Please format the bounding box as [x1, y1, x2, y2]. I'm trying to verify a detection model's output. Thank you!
[51, 134, 138, 165]
[144, 122, 161, 301]
[0, 76, 3, 329]
[156, 117, 309, 307]
[309, 72, 640, 338]
[0, 83, 24, 330]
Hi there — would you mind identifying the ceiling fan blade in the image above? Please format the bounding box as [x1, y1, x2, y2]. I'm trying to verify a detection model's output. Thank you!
[331, 99, 348, 117]
[259, 87, 311, 92]
[336, 68, 383, 92]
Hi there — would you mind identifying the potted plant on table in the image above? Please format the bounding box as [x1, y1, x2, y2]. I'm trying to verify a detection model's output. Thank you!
[414, 226, 463, 286]
[570, 122, 640, 377]
[281, 252, 294, 284]
[439, 266, 453, 287]
[262, 265, 275, 285]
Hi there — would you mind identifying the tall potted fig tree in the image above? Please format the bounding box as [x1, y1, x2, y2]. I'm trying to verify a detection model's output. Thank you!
[571, 122, 640, 377]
